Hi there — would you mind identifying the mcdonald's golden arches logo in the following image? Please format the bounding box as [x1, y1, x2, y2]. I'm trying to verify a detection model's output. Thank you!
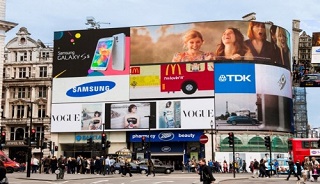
[165, 64, 181, 75]
[130, 67, 140, 74]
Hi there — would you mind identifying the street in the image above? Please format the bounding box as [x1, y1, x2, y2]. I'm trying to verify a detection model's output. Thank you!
[5, 172, 309, 184]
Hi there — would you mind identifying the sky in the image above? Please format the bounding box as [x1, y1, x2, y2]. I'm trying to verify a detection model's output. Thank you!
[4, 0, 320, 128]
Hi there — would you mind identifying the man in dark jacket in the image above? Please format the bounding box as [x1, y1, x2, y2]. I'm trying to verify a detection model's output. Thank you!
[286, 157, 300, 181]
[199, 158, 215, 184]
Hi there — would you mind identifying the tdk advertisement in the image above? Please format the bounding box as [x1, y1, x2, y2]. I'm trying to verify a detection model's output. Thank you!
[215, 63, 256, 93]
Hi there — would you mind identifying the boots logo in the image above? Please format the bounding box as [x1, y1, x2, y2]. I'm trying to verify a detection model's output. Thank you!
[158, 132, 174, 141]
[66, 81, 116, 97]
[161, 146, 171, 152]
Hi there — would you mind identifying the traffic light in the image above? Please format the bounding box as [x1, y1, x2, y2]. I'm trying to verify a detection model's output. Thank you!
[101, 133, 106, 150]
[23, 137, 29, 145]
[87, 137, 93, 147]
[54, 146, 58, 151]
[48, 141, 52, 151]
[42, 142, 47, 149]
[0, 132, 5, 144]
[30, 129, 36, 143]
[142, 136, 146, 149]
[35, 137, 40, 148]
[106, 140, 111, 148]
[264, 136, 271, 150]
[228, 132, 234, 148]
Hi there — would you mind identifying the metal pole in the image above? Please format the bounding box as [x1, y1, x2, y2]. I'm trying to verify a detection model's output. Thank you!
[232, 142, 235, 178]
[269, 139, 272, 177]
[211, 123, 214, 161]
[148, 121, 151, 159]
[27, 102, 33, 178]
[102, 124, 105, 176]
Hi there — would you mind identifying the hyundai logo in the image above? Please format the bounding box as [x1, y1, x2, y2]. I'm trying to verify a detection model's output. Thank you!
[158, 132, 174, 141]
[311, 150, 317, 154]
[66, 81, 116, 97]
[161, 146, 171, 152]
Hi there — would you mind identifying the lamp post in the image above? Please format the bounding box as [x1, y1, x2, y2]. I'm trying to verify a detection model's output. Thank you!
[26, 102, 33, 178]
[144, 115, 153, 159]
[210, 120, 214, 161]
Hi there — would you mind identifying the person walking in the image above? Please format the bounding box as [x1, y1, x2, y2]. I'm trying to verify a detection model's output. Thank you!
[122, 159, 132, 177]
[251, 159, 259, 178]
[146, 159, 155, 177]
[198, 158, 216, 184]
[0, 160, 8, 184]
[286, 157, 300, 181]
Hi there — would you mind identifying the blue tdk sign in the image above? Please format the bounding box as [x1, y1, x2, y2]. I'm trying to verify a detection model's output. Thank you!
[215, 63, 256, 93]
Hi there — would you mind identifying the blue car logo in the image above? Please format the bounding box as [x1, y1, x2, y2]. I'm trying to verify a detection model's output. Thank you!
[66, 81, 116, 97]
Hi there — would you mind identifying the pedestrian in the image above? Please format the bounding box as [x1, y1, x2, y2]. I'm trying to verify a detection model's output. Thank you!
[242, 160, 247, 173]
[0, 160, 8, 184]
[146, 159, 155, 177]
[57, 155, 66, 179]
[31, 156, 39, 173]
[198, 158, 216, 184]
[122, 159, 132, 177]
[251, 159, 259, 178]
[296, 160, 302, 177]
[286, 157, 300, 181]
[105, 156, 111, 175]
[274, 159, 279, 177]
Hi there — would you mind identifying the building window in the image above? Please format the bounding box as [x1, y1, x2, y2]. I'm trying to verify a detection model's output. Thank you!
[38, 86, 47, 98]
[38, 105, 46, 118]
[19, 52, 27, 61]
[16, 105, 25, 118]
[29, 51, 32, 61]
[41, 52, 49, 60]
[39, 66, 47, 77]
[36, 126, 44, 139]
[18, 67, 27, 78]
[17, 87, 26, 98]
[14, 128, 24, 140]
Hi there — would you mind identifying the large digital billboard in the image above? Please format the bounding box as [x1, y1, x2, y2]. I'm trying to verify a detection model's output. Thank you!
[52, 20, 292, 133]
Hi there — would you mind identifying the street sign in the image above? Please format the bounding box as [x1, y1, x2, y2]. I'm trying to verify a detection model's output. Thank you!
[199, 134, 208, 144]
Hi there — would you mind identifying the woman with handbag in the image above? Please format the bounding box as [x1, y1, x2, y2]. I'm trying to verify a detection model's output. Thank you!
[199, 158, 216, 184]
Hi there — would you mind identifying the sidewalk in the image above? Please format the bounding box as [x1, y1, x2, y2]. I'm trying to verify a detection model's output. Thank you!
[12, 172, 116, 181]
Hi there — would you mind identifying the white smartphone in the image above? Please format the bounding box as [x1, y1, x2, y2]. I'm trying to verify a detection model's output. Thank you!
[90, 37, 114, 71]
[112, 33, 126, 71]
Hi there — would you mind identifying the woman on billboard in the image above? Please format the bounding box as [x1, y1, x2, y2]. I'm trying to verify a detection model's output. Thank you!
[215, 28, 253, 60]
[245, 22, 277, 63]
[124, 104, 140, 128]
[172, 30, 213, 62]
[89, 111, 102, 130]
[276, 27, 291, 69]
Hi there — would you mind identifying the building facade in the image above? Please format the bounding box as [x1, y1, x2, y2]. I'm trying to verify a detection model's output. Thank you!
[1, 27, 53, 163]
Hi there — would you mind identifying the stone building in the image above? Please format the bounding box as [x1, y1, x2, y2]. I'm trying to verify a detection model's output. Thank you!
[1, 27, 53, 163]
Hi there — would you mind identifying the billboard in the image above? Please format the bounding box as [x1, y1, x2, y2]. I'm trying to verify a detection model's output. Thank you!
[51, 103, 105, 132]
[53, 28, 131, 103]
[130, 21, 291, 70]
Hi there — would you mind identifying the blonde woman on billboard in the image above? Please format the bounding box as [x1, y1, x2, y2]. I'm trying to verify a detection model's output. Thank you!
[276, 27, 290, 68]
[245, 22, 276, 62]
[172, 30, 213, 62]
[124, 104, 140, 128]
[215, 28, 253, 60]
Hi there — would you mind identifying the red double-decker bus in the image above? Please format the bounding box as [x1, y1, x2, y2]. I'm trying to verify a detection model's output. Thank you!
[160, 61, 214, 94]
[288, 138, 320, 162]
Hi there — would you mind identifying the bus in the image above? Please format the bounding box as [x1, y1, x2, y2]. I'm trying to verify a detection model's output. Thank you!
[288, 138, 320, 162]
[160, 62, 214, 94]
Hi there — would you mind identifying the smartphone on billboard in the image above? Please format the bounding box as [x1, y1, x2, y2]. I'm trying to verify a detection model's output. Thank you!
[90, 37, 114, 71]
[112, 33, 126, 71]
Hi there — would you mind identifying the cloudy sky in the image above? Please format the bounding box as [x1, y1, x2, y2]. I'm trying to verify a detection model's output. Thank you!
[5, 0, 320, 128]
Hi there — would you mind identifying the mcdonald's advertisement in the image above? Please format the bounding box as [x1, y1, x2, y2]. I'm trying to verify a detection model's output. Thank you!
[129, 62, 214, 99]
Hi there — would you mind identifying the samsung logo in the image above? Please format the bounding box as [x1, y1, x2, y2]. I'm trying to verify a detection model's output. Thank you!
[158, 132, 174, 141]
[66, 81, 116, 97]
[161, 146, 171, 152]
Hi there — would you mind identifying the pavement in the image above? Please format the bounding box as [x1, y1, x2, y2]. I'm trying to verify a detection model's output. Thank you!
[9, 171, 251, 183]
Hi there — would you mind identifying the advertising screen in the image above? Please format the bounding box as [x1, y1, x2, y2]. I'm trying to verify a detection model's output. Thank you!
[131, 21, 291, 70]
[51, 103, 105, 132]
[53, 28, 131, 103]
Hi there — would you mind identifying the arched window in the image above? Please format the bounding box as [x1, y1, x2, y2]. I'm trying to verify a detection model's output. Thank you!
[248, 136, 264, 145]
[15, 128, 25, 140]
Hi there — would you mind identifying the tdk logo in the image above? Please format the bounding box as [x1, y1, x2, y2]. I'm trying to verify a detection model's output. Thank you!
[218, 75, 251, 82]
[66, 81, 116, 97]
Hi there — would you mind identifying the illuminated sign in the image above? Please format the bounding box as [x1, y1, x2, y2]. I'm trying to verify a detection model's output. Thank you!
[66, 81, 116, 97]
[130, 67, 140, 74]
[165, 64, 181, 75]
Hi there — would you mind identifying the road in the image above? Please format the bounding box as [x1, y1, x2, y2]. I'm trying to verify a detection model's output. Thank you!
[6, 172, 307, 184]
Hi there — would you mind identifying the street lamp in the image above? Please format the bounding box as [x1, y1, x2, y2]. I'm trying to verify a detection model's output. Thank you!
[26, 102, 34, 178]
[144, 115, 154, 159]
[210, 120, 214, 161]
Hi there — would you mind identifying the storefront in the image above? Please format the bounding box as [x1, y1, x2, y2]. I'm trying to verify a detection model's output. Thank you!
[128, 130, 205, 170]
